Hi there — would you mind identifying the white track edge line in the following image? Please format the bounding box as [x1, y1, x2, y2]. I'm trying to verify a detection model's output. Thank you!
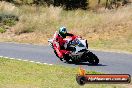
[0, 56, 53, 66]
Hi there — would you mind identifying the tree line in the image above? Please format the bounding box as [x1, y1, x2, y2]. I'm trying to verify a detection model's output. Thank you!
[1, 0, 131, 10]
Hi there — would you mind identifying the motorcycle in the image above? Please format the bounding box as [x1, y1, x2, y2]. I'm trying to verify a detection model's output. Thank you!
[48, 32, 99, 65]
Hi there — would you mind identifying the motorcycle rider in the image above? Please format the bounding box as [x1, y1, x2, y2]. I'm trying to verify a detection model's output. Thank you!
[53, 26, 76, 61]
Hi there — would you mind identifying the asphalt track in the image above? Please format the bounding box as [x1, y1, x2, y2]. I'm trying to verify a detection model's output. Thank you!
[0, 42, 132, 75]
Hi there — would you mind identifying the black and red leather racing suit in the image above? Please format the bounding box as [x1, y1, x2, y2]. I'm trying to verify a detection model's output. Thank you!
[53, 32, 76, 58]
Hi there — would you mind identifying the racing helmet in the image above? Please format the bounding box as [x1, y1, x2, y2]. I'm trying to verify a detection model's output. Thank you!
[59, 26, 67, 38]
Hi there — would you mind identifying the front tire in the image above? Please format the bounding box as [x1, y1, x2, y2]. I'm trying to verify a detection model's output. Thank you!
[63, 54, 71, 63]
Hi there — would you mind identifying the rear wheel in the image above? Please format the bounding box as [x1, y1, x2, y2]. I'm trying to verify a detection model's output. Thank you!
[85, 51, 99, 65]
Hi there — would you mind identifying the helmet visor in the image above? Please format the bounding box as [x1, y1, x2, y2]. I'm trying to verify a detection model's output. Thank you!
[62, 28, 67, 34]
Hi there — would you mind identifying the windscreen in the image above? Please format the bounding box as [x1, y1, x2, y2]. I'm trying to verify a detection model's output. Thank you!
[71, 39, 84, 47]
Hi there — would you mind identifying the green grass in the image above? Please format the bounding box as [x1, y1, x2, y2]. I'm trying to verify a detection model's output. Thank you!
[0, 27, 6, 33]
[0, 57, 126, 88]
[89, 39, 132, 53]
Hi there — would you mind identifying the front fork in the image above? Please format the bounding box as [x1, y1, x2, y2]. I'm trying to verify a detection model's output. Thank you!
[86, 40, 88, 49]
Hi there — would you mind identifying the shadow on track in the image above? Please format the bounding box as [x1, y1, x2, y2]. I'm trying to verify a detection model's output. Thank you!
[66, 61, 107, 66]
[75, 63, 107, 66]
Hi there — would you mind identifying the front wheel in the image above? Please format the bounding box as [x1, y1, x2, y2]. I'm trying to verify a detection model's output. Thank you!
[63, 54, 71, 63]
[86, 51, 99, 65]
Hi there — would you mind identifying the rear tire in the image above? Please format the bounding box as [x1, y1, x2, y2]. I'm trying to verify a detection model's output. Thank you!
[85, 51, 99, 65]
